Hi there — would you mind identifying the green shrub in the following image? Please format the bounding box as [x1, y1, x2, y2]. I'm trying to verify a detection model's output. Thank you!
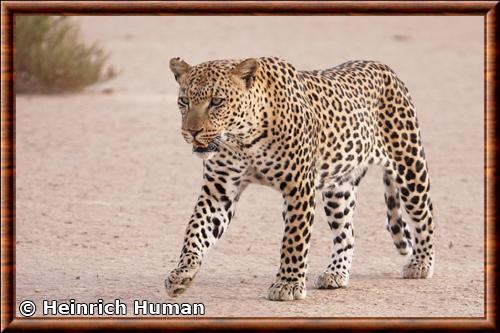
[16, 16, 113, 93]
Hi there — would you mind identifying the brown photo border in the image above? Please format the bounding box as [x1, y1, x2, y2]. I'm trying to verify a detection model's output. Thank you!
[1, 1, 497, 331]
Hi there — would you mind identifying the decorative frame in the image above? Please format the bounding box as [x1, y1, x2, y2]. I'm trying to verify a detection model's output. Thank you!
[1, 1, 497, 331]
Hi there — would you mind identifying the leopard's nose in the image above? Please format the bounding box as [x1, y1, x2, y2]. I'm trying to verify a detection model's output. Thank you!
[188, 128, 204, 139]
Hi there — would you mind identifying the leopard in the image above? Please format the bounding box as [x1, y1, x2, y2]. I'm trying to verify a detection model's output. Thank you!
[164, 56, 435, 301]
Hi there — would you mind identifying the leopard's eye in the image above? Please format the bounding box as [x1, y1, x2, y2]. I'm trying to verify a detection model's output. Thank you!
[178, 96, 189, 106]
[209, 97, 224, 108]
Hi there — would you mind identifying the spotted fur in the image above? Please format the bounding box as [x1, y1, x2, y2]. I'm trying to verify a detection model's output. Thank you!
[165, 57, 435, 301]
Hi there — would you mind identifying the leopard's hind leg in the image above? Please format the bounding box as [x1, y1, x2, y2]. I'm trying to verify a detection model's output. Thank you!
[384, 154, 435, 279]
[383, 171, 413, 256]
[378, 68, 435, 279]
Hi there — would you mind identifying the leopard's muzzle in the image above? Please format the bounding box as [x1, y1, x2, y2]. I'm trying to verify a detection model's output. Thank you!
[192, 141, 219, 154]
[192, 139, 219, 160]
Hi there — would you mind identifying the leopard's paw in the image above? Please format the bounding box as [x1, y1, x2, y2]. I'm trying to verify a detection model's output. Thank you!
[402, 261, 434, 279]
[165, 268, 197, 297]
[267, 280, 306, 301]
[314, 271, 349, 289]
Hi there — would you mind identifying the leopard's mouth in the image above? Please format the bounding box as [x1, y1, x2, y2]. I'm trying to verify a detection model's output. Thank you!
[193, 138, 219, 153]
[192, 141, 219, 153]
[192, 138, 219, 160]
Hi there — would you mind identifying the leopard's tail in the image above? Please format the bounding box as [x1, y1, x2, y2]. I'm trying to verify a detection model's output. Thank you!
[383, 171, 413, 256]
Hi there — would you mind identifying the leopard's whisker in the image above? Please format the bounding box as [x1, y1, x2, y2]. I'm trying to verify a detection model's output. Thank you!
[220, 136, 244, 154]
[214, 138, 242, 160]
[217, 138, 244, 160]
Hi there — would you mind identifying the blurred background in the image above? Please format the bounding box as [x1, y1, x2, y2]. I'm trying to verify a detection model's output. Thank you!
[16, 16, 484, 317]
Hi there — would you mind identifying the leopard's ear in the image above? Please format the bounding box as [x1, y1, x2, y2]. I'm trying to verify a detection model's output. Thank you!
[232, 58, 259, 89]
[169, 57, 191, 83]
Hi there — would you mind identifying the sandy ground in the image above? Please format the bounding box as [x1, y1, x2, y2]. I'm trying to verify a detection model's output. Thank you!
[15, 16, 484, 317]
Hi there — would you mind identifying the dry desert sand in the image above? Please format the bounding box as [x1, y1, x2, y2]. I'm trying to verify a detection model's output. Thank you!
[16, 16, 484, 317]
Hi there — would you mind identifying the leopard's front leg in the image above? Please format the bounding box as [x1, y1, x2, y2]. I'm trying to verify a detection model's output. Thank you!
[268, 177, 315, 301]
[165, 157, 247, 297]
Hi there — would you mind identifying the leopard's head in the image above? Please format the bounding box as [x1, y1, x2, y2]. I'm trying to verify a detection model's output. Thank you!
[169, 57, 259, 160]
